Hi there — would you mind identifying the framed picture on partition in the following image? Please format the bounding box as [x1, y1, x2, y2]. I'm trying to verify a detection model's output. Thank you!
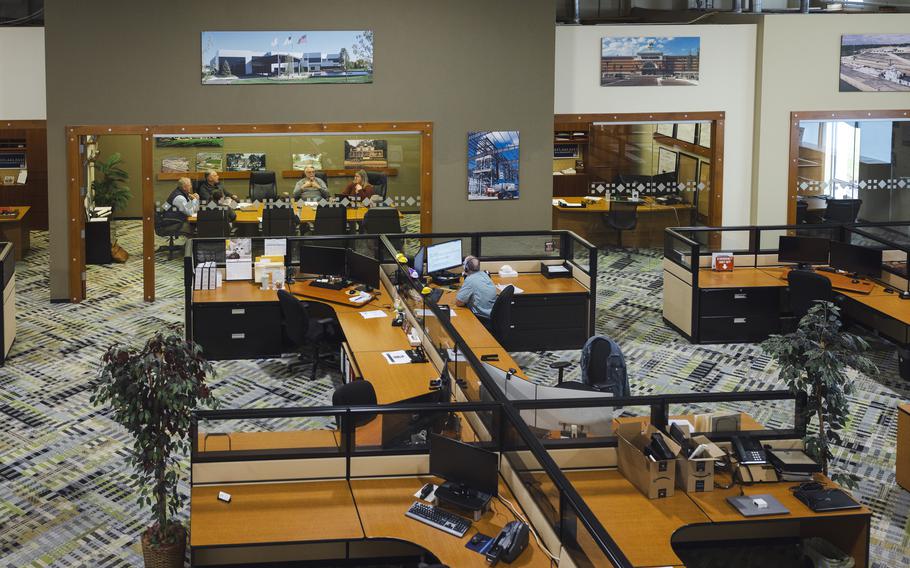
[697, 123, 711, 148]
[655, 123, 674, 137]
[676, 123, 697, 144]
[657, 147, 677, 174]
[467, 131, 519, 201]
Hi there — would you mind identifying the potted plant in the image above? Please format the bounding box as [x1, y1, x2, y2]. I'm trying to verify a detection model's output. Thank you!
[92, 329, 218, 568]
[761, 301, 876, 486]
[91, 152, 131, 262]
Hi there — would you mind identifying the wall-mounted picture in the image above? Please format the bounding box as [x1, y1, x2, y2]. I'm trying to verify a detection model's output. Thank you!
[226, 153, 266, 171]
[601, 36, 700, 86]
[839, 34, 910, 92]
[196, 152, 223, 171]
[657, 147, 677, 174]
[677, 153, 698, 186]
[655, 123, 674, 137]
[292, 153, 324, 170]
[467, 131, 519, 201]
[156, 136, 224, 148]
[676, 123, 697, 144]
[202, 30, 373, 85]
[697, 123, 711, 148]
[344, 139, 387, 168]
[161, 156, 190, 173]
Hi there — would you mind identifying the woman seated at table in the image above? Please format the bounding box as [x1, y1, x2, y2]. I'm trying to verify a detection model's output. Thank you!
[292, 165, 329, 201]
[341, 169, 375, 201]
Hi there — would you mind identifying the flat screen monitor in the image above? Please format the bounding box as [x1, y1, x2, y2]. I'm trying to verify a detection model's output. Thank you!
[778, 236, 830, 265]
[346, 249, 380, 288]
[299, 244, 346, 277]
[412, 246, 426, 277]
[426, 240, 463, 274]
[829, 241, 882, 278]
[429, 434, 498, 496]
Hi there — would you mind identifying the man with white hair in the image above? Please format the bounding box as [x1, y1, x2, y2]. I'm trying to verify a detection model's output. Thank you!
[293, 165, 329, 201]
[164, 177, 200, 235]
[455, 255, 497, 318]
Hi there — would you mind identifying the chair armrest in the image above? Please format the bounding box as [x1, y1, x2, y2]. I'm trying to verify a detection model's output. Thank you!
[316, 317, 334, 326]
[549, 360, 572, 370]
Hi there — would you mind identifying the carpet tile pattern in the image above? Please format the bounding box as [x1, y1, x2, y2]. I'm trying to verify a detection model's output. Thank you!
[0, 222, 907, 567]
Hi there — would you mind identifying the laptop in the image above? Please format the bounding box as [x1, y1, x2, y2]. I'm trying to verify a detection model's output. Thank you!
[794, 488, 861, 512]
[726, 494, 790, 517]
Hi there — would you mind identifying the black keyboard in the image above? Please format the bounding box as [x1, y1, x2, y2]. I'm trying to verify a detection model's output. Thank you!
[310, 279, 347, 290]
[404, 501, 471, 537]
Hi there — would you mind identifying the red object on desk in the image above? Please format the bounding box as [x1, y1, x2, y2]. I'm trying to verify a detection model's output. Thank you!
[712, 253, 734, 272]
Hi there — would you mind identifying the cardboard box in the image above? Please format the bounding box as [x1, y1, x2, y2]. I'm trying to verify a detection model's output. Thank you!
[616, 422, 681, 499]
[675, 435, 725, 493]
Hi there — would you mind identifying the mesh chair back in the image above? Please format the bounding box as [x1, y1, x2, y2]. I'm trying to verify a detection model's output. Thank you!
[262, 203, 298, 236]
[822, 199, 862, 224]
[489, 285, 515, 345]
[366, 171, 388, 199]
[277, 289, 311, 347]
[605, 201, 639, 231]
[787, 269, 832, 318]
[314, 205, 347, 235]
[362, 207, 401, 235]
[154, 209, 183, 237]
[196, 208, 231, 237]
[796, 201, 809, 224]
[314, 172, 328, 184]
[249, 171, 278, 201]
[332, 380, 377, 426]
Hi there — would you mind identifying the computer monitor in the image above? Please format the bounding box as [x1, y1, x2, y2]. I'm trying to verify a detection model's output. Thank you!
[429, 434, 499, 497]
[829, 241, 882, 278]
[426, 240, 463, 274]
[299, 244, 346, 276]
[346, 249, 380, 289]
[412, 246, 426, 277]
[778, 236, 830, 267]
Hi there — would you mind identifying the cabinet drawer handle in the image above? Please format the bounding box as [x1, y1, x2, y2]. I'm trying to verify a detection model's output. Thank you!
[231, 308, 245, 315]
[733, 293, 747, 300]
[733, 318, 747, 324]
[231, 333, 245, 340]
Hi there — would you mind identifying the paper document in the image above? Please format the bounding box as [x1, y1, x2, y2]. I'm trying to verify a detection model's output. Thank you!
[263, 238, 287, 257]
[359, 310, 388, 319]
[349, 291, 372, 303]
[382, 350, 412, 365]
[496, 284, 523, 294]
[446, 348, 464, 361]
[16, 170, 27, 184]
[547, 265, 570, 274]
[416, 308, 456, 318]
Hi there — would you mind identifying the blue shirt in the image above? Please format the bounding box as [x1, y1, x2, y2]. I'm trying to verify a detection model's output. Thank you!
[456, 271, 497, 318]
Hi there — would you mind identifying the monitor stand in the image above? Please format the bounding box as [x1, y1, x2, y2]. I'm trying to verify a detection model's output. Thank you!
[430, 271, 460, 285]
[795, 263, 814, 271]
[434, 481, 491, 521]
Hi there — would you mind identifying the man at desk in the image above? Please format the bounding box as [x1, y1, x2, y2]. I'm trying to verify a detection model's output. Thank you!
[455, 256, 497, 318]
[293, 165, 329, 201]
[164, 177, 200, 235]
[197, 170, 237, 202]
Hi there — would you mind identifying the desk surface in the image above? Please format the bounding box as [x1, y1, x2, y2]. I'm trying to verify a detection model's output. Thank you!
[190, 202, 399, 224]
[698, 268, 788, 289]
[354, 351, 438, 405]
[192, 279, 380, 310]
[190, 479, 362, 548]
[553, 196, 693, 213]
[0, 206, 29, 223]
[196, 429, 339, 453]
[351, 476, 551, 567]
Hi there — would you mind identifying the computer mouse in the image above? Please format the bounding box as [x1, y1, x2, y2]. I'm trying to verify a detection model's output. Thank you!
[470, 533, 486, 546]
[347, 289, 357, 295]
[851, 279, 859, 284]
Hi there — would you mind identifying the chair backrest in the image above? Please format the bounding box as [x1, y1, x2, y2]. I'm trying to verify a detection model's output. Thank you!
[314, 171, 328, 184]
[154, 209, 183, 236]
[796, 201, 809, 224]
[489, 285, 515, 345]
[787, 269, 833, 318]
[277, 289, 311, 347]
[195, 208, 231, 237]
[249, 171, 278, 201]
[332, 380, 377, 426]
[580, 336, 629, 397]
[823, 199, 862, 224]
[366, 171, 388, 199]
[313, 205, 348, 235]
[606, 201, 639, 230]
[362, 207, 401, 235]
[262, 203, 298, 236]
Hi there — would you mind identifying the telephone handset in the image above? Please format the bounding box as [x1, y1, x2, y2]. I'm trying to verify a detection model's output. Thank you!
[732, 436, 767, 465]
[485, 521, 529, 566]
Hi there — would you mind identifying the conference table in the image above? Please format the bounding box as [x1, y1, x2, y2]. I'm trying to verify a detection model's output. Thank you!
[552, 196, 693, 248]
[188, 200, 401, 228]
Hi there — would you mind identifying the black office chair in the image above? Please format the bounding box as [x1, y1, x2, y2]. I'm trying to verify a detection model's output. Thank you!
[822, 199, 862, 224]
[602, 201, 639, 248]
[366, 171, 388, 200]
[313, 204, 348, 235]
[262, 202, 299, 236]
[277, 290, 341, 379]
[796, 200, 809, 225]
[332, 380, 378, 427]
[249, 171, 278, 201]
[478, 285, 515, 346]
[361, 207, 401, 234]
[154, 210, 185, 260]
[552, 336, 630, 397]
[787, 269, 833, 319]
[195, 208, 232, 238]
[314, 171, 328, 185]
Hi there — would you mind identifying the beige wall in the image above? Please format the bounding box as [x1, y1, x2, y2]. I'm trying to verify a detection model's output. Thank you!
[96, 134, 142, 218]
[0, 28, 45, 120]
[44, 0, 555, 300]
[554, 23, 757, 228]
[752, 13, 910, 224]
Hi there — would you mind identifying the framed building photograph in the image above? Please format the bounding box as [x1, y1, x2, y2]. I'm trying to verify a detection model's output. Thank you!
[161, 156, 190, 173]
[226, 153, 266, 171]
[156, 136, 223, 148]
[343, 140, 387, 168]
[202, 30, 373, 85]
[657, 147, 677, 174]
[675, 123, 697, 144]
[195, 152, 223, 171]
[292, 153, 323, 170]
[840, 34, 910, 92]
[467, 131, 519, 201]
[601, 36, 700, 87]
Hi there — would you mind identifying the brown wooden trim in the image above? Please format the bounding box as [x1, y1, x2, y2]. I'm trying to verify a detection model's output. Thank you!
[141, 134, 154, 302]
[280, 168, 399, 179]
[652, 133, 711, 160]
[157, 171, 255, 181]
[0, 119, 47, 130]
[786, 109, 910, 223]
[555, 112, 725, 124]
[710, 118, 725, 228]
[68, 125, 152, 136]
[66, 130, 84, 302]
[420, 124, 433, 233]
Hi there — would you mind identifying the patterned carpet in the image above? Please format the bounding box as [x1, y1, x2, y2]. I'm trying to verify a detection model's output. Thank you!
[0, 221, 907, 567]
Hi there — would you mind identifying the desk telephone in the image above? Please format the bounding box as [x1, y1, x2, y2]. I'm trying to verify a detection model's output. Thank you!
[732, 436, 768, 465]
[485, 520, 529, 566]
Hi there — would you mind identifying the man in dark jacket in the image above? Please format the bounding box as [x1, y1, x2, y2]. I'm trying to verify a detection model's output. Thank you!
[197, 170, 237, 202]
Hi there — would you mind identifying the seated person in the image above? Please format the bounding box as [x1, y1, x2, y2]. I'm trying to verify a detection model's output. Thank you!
[292, 165, 329, 201]
[164, 177, 200, 236]
[341, 169, 375, 200]
[210, 190, 237, 224]
[455, 256, 497, 318]
[197, 170, 237, 202]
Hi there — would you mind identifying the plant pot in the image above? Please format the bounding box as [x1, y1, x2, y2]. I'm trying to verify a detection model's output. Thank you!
[141, 525, 186, 568]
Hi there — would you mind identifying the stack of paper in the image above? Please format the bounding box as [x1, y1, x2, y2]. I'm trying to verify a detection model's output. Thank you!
[349, 291, 372, 303]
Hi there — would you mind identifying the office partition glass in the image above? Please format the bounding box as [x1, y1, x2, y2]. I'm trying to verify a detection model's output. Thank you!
[193, 412, 343, 459]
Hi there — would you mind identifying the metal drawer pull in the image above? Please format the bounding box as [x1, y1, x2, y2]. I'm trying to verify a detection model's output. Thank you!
[231, 333, 245, 339]
[733, 318, 747, 324]
[231, 308, 245, 315]
[733, 293, 747, 300]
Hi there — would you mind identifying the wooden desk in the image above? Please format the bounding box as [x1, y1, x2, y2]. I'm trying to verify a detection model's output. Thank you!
[1, 242, 14, 364]
[351, 476, 551, 567]
[899, 403, 909, 491]
[553, 197, 693, 248]
[353, 351, 438, 405]
[761, 266, 875, 295]
[698, 268, 788, 289]
[190, 479, 362, 548]
[335, 310, 411, 352]
[289, 279, 380, 311]
[196, 429, 339, 453]
[190, 202, 400, 226]
[0, 206, 30, 260]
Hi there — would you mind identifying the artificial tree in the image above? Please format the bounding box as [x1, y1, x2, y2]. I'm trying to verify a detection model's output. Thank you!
[761, 301, 876, 486]
[92, 152, 131, 214]
[92, 329, 217, 567]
